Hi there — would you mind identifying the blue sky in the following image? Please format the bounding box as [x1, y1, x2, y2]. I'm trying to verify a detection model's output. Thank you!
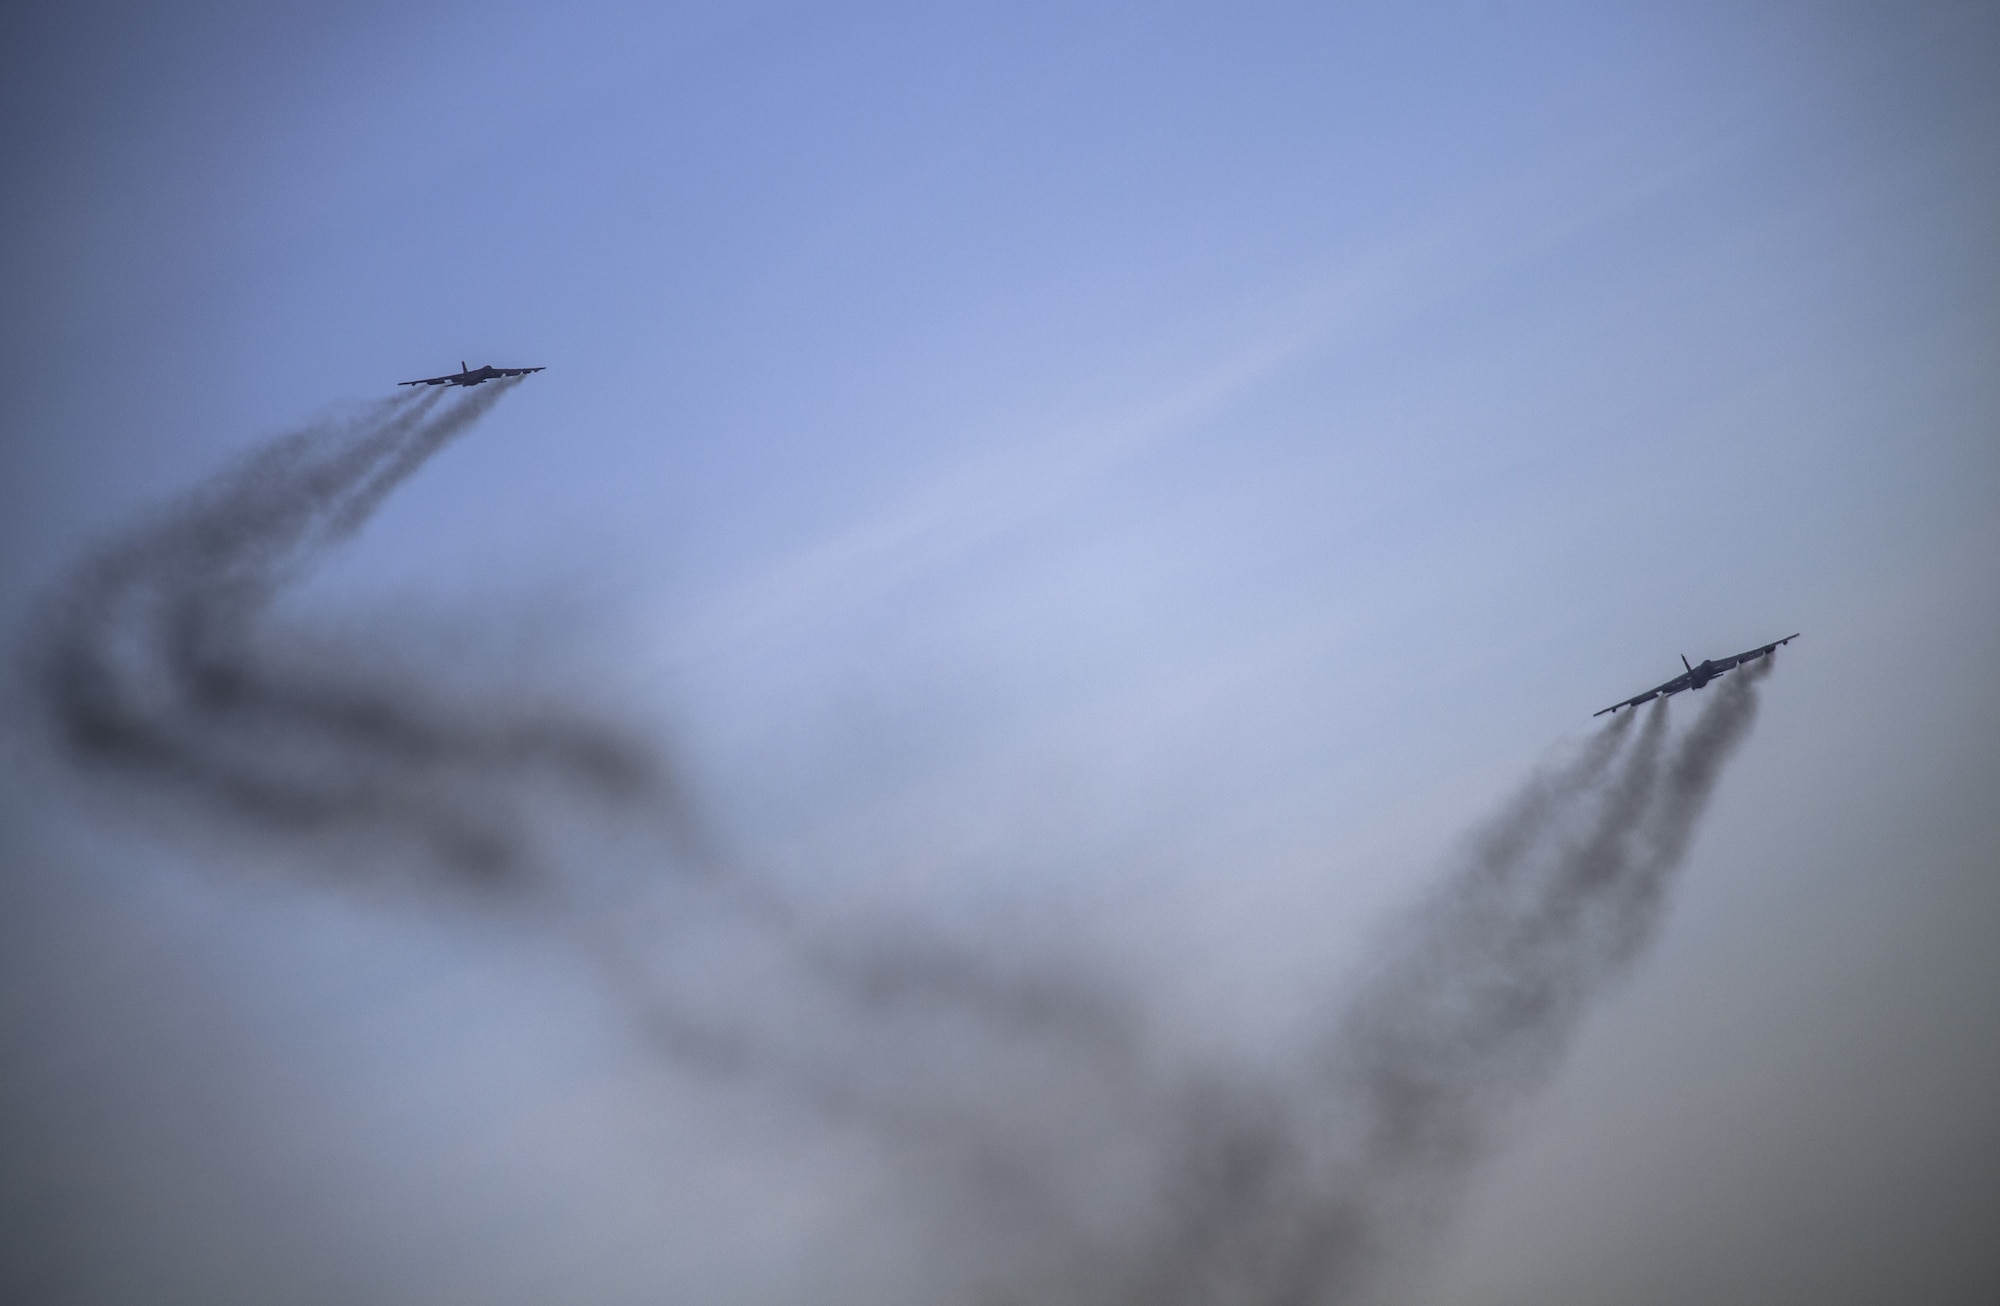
[4, 4, 1998, 1303]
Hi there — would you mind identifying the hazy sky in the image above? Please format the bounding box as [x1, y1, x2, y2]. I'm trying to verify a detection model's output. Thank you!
[3, 4, 1997, 1304]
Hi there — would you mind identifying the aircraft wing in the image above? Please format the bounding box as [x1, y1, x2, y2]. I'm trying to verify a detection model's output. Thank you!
[398, 373, 456, 387]
[1709, 632, 1800, 672]
[1593, 671, 1691, 717]
[491, 366, 544, 377]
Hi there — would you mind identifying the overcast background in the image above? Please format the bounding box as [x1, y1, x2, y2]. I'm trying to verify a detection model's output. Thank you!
[3, 3, 1998, 1304]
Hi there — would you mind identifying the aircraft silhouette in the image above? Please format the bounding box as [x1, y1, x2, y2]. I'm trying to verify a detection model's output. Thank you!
[1595, 634, 1798, 716]
[399, 361, 545, 388]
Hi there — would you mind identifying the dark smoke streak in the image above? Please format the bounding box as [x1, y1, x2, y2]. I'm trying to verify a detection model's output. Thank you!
[22, 394, 1784, 1305]
[25, 380, 669, 882]
[1105, 667, 1770, 1306]
[22, 387, 1146, 1180]
[1013, 672, 1773, 1306]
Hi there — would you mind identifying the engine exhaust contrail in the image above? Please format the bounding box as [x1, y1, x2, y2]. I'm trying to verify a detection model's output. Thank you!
[22, 378, 674, 883]
[1076, 668, 1771, 1306]
[20, 393, 1783, 1305]
[20, 383, 1147, 1175]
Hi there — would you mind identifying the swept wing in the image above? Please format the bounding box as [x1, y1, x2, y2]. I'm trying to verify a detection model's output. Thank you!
[1701, 632, 1799, 675]
[1593, 672, 1690, 717]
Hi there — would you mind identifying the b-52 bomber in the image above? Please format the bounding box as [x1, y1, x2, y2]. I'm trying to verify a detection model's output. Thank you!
[399, 361, 545, 388]
[1594, 634, 1798, 716]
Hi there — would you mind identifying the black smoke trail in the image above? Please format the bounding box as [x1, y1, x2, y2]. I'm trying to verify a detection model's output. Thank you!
[19, 395, 1785, 1305]
[1053, 667, 1774, 1306]
[23, 379, 668, 883]
[21, 386, 1148, 1169]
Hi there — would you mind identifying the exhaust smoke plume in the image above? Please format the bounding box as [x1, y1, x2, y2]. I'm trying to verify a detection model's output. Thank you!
[21, 397, 1779, 1304]
[25, 380, 673, 882]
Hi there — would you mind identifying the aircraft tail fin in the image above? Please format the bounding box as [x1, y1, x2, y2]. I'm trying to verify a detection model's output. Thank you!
[461, 360, 468, 372]
[1681, 654, 1693, 672]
